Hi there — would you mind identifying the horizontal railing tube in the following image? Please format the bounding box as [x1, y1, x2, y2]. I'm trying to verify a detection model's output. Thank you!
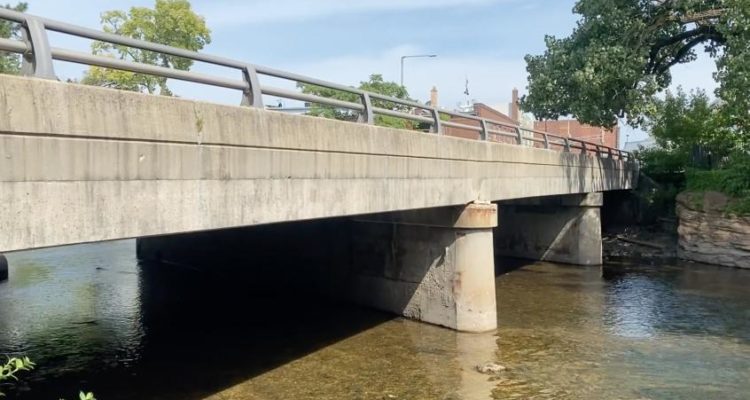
[51, 48, 247, 90]
[262, 86, 365, 111]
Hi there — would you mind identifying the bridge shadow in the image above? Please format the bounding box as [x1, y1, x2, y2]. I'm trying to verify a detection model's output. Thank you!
[125, 261, 395, 400]
[8, 243, 396, 400]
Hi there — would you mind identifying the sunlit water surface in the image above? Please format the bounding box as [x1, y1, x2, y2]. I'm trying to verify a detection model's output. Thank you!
[1, 240, 749, 399]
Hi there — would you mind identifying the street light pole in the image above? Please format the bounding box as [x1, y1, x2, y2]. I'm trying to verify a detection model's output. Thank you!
[400, 54, 437, 87]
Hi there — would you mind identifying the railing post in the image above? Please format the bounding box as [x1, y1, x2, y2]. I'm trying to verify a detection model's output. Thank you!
[515, 127, 523, 145]
[240, 64, 264, 108]
[430, 108, 442, 134]
[608, 147, 614, 158]
[543, 134, 550, 149]
[359, 93, 374, 124]
[20, 17, 55, 79]
[480, 119, 489, 141]
[564, 138, 571, 152]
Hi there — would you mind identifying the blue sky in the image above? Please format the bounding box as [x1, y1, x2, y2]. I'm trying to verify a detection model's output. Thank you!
[24, 0, 719, 145]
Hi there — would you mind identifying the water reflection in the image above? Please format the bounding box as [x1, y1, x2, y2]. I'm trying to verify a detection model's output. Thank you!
[0, 242, 143, 393]
[0, 241, 749, 399]
[495, 261, 750, 400]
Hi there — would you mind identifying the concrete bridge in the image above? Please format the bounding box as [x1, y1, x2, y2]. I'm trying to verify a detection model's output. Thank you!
[0, 10, 637, 333]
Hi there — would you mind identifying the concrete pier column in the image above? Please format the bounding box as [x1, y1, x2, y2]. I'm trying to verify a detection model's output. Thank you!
[494, 193, 603, 265]
[0, 254, 8, 281]
[351, 202, 498, 332]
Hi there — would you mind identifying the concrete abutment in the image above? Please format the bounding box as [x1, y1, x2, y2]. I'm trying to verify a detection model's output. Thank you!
[494, 193, 603, 266]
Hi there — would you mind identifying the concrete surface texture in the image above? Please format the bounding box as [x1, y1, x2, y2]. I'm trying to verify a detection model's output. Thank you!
[494, 193, 604, 265]
[1, 75, 635, 252]
[351, 203, 498, 332]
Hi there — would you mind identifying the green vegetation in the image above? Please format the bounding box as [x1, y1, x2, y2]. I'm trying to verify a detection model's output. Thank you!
[76, 391, 97, 400]
[685, 153, 750, 215]
[81, 0, 211, 95]
[0, 356, 96, 399]
[0, 356, 35, 396]
[0, 2, 27, 74]
[639, 88, 743, 174]
[298, 74, 417, 129]
[634, 89, 750, 216]
[521, 0, 750, 135]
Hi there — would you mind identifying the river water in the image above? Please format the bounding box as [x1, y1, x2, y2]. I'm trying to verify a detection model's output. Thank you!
[1, 240, 749, 399]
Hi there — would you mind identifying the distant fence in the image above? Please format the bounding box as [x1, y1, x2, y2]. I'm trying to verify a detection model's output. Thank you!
[0, 8, 630, 161]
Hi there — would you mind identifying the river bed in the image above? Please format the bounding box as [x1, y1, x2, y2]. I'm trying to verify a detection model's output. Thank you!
[1, 240, 748, 399]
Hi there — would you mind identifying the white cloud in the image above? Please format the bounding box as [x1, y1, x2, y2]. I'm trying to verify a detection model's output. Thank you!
[201, 0, 512, 27]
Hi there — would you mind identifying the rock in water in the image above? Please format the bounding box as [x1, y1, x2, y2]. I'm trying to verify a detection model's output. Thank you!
[475, 362, 507, 374]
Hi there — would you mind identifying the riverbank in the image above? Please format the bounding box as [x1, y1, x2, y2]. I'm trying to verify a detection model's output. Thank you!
[603, 224, 678, 263]
[676, 191, 750, 268]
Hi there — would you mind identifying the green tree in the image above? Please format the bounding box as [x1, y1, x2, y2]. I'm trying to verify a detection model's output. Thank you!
[0, 2, 28, 74]
[298, 74, 415, 129]
[81, 0, 211, 95]
[639, 88, 740, 174]
[521, 0, 748, 132]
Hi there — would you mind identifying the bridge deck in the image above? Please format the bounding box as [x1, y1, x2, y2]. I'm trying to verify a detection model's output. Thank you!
[0, 75, 637, 252]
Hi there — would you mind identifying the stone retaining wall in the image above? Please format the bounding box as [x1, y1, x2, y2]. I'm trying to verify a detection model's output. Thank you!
[677, 192, 750, 268]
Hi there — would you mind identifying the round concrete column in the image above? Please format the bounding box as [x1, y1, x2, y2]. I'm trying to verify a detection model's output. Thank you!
[453, 228, 498, 332]
[0, 253, 8, 281]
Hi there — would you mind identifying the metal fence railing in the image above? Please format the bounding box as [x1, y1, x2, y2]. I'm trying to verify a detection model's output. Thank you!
[0, 8, 630, 161]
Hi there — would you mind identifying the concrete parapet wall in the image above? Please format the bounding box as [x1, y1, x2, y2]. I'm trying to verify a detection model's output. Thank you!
[1, 75, 635, 252]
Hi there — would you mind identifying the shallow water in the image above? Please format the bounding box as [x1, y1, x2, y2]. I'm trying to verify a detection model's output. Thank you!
[0, 240, 749, 399]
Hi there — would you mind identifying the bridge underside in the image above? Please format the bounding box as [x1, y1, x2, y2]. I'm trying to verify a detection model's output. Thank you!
[135, 194, 604, 333]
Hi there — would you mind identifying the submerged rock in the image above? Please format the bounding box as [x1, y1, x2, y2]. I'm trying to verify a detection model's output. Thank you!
[475, 362, 507, 374]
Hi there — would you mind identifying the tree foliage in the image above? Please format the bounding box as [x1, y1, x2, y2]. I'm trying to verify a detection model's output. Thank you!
[0, 2, 28, 74]
[298, 74, 415, 129]
[81, 0, 211, 95]
[639, 88, 741, 174]
[522, 0, 749, 133]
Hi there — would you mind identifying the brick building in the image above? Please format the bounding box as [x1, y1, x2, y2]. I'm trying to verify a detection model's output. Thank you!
[437, 87, 620, 149]
[534, 120, 619, 149]
[443, 102, 518, 140]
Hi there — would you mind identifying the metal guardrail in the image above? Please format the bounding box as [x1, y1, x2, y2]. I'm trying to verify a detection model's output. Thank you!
[0, 8, 630, 161]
